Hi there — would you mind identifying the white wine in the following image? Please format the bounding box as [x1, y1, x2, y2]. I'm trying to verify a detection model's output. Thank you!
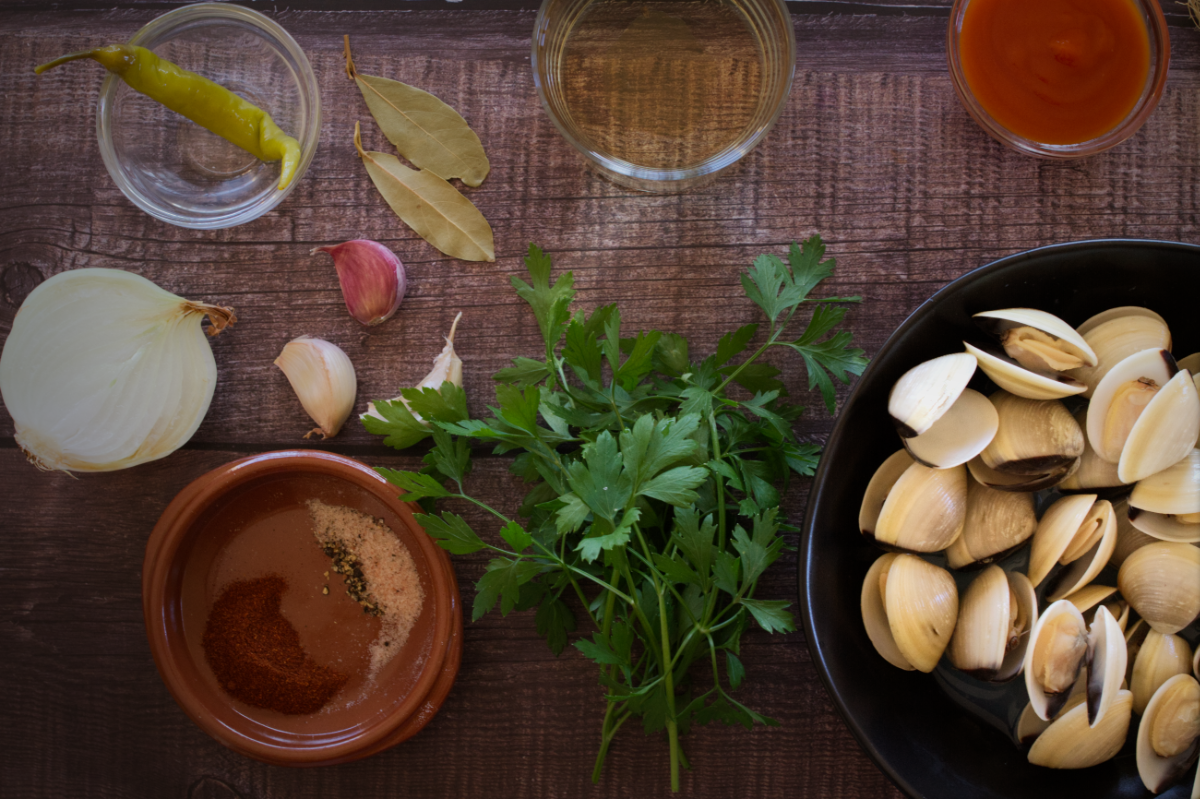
[557, 0, 767, 171]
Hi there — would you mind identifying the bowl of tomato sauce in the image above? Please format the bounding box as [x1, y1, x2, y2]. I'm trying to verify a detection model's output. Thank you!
[947, 0, 1169, 158]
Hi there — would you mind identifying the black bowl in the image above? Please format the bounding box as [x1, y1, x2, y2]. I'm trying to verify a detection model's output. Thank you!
[800, 239, 1200, 799]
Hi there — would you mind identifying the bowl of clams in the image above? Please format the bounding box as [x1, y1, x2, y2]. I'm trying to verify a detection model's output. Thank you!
[801, 239, 1199, 799]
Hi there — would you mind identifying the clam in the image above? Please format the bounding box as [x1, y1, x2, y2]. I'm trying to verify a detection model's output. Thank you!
[1136, 674, 1200, 793]
[901, 387, 998, 469]
[859, 449, 915, 536]
[1086, 348, 1200, 483]
[1177, 352, 1200, 375]
[1131, 630, 1194, 715]
[865, 459, 967, 553]
[887, 352, 977, 437]
[947, 566, 1036, 681]
[1070, 306, 1172, 398]
[979, 392, 1084, 476]
[1027, 689, 1133, 769]
[1025, 600, 1090, 721]
[1085, 605, 1128, 727]
[1058, 406, 1127, 491]
[1129, 448, 1200, 543]
[861, 553, 958, 673]
[945, 478, 1037, 569]
[967, 453, 1078, 493]
[1111, 495, 1160, 569]
[1027, 494, 1117, 601]
[966, 309, 1096, 400]
[1118, 541, 1200, 635]
[1017, 679, 1087, 744]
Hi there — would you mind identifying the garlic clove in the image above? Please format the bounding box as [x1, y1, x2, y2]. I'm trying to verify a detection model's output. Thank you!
[275, 336, 357, 439]
[312, 240, 406, 326]
[363, 312, 463, 424]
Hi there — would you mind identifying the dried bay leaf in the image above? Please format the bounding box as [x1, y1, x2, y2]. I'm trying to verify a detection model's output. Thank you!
[345, 36, 490, 188]
[354, 122, 495, 263]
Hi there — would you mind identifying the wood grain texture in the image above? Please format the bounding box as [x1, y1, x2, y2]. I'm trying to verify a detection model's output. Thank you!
[2, 3, 1199, 798]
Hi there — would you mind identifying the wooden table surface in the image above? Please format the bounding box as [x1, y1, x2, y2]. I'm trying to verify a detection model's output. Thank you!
[2, 1, 1198, 797]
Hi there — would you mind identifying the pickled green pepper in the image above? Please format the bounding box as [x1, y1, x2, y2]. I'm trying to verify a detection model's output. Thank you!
[36, 45, 303, 190]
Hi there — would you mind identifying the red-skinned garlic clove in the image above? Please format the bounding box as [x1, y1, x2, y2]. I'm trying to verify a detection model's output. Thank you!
[312, 240, 407, 326]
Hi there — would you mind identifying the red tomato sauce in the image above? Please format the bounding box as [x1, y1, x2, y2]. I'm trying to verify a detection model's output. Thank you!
[959, 0, 1151, 145]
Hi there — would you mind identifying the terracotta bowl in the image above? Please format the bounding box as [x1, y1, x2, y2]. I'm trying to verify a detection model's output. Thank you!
[143, 450, 461, 766]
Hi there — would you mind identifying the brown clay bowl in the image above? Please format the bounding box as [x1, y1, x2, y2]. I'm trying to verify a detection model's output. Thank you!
[143, 450, 461, 766]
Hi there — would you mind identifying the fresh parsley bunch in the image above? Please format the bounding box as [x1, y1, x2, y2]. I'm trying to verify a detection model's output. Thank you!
[364, 237, 866, 790]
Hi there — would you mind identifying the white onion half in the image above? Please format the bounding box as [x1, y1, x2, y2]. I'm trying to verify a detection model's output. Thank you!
[0, 268, 235, 472]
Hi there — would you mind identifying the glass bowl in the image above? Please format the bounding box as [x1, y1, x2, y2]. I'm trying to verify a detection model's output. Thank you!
[96, 4, 320, 229]
[947, 0, 1169, 159]
[532, 0, 795, 192]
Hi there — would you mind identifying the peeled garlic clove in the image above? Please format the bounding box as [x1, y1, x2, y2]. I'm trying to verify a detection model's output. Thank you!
[0, 268, 235, 472]
[275, 336, 357, 439]
[313, 240, 407, 326]
[363, 312, 463, 425]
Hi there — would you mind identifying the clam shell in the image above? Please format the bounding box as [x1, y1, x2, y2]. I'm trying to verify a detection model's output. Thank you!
[1027, 494, 1116, 596]
[1136, 674, 1200, 793]
[967, 454, 1077, 493]
[1065, 584, 1118, 615]
[1132, 630, 1194, 716]
[861, 553, 914, 671]
[976, 308, 1097, 365]
[1025, 599, 1090, 721]
[1085, 604, 1127, 727]
[945, 478, 1036, 569]
[873, 461, 967, 553]
[947, 566, 1036, 681]
[1118, 369, 1200, 484]
[1177, 352, 1200, 375]
[965, 342, 1088, 400]
[1027, 689, 1133, 768]
[1058, 405, 1127, 491]
[981, 392, 1084, 476]
[1112, 496, 1160, 569]
[902, 387, 998, 469]
[859, 449, 915, 537]
[1087, 347, 1178, 463]
[1129, 449, 1200, 543]
[1118, 541, 1200, 635]
[1071, 307, 1172, 398]
[888, 353, 976, 437]
[882, 554, 959, 673]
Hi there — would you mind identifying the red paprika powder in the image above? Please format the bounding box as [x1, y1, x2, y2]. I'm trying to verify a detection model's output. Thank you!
[202, 575, 348, 715]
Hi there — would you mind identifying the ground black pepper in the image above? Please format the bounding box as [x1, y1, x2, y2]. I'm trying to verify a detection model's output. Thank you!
[202, 575, 348, 715]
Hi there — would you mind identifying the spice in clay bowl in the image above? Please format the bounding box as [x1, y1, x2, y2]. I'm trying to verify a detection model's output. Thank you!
[142, 450, 460, 766]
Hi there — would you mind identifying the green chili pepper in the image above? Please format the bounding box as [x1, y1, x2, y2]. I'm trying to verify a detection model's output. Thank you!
[36, 44, 303, 190]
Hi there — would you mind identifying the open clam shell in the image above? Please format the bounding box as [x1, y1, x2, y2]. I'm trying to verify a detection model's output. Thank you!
[1025, 599, 1090, 721]
[1118, 541, 1200, 635]
[901, 387, 998, 469]
[1112, 495, 1160, 569]
[1085, 604, 1127, 728]
[947, 566, 1036, 681]
[1028, 689, 1133, 769]
[1086, 348, 1200, 483]
[888, 353, 977, 438]
[1027, 494, 1117, 599]
[945, 477, 1036, 569]
[861, 553, 958, 673]
[1136, 673, 1200, 794]
[1132, 630, 1194, 716]
[980, 392, 1084, 476]
[859, 449, 915, 537]
[1129, 448, 1200, 543]
[967, 453, 1078, 493]
[1071, 307, 1172, 398]
[967, 309, 1096, 400]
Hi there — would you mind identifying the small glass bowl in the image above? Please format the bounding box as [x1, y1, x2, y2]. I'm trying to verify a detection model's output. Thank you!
[947, 0, 1169, 159]
[96, 4, 320, 229]
[532, 0, 795, 193]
